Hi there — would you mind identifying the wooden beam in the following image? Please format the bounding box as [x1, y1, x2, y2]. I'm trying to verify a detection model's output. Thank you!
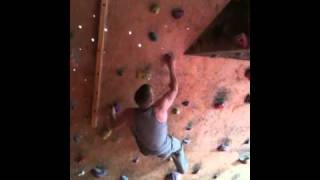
[91, 0, 109, 128]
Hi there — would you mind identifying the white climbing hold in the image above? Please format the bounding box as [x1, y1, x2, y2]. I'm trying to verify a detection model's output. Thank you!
[78, 25, 82, 29]
[186, 27, 190, 31]
[91, 38, 95, 42]
[73, 68, 76, 72]
[84, 78, 87, 82]
[137, 43, 142, 48]
[104, 28, 108, 32]
[92, 14, 96, 18]
[128, 31, 132, 35]
[78, 170, 85, 176]
[79, 48, 82, 51]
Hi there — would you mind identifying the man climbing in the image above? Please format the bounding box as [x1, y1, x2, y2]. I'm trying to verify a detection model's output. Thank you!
[111, 53, 188, 176]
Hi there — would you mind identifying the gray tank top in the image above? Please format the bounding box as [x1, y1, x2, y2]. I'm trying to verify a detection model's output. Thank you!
[132, 106, 170, 155]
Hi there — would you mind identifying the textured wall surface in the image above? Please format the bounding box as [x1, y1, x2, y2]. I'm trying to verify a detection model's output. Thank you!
[70, 0, 250, 179]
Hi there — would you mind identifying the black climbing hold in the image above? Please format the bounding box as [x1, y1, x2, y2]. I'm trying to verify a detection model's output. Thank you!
[182, 138, 191, 145]
[91, 165, 108, 177]
[120, 175, 129, 180]
[212, 174, 218, 179]
[185, 121, 192, 130]
[217, 138, 231, 151]
[165, 171, 181, 180]
[244, 94, 250, 103]
[172, 8, 184, 19]
[192, 163, 201, 174]
[73, 134, 81, 144]
[150, 4, 160, 14]
[182, 100, 189, 106]
[148, 32, 158, 42]
[244, 138, 249, 144]
[238, 156, 250, 164]
[245, 67, 250, 80]
[116, 68, 124, 76]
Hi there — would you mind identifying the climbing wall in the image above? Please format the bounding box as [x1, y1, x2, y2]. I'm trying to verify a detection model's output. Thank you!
[70, 0, 250, 179]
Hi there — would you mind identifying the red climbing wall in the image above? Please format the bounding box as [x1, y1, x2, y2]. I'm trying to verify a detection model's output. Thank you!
[70, 0, 250, 179]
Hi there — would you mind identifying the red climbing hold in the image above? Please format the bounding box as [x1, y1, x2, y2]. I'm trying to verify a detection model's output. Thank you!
[214, 102, 224, 109]
[234, 33, 249, 49]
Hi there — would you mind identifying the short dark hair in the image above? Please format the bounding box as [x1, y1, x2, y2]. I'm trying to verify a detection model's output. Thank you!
[135, 84, 152, 106]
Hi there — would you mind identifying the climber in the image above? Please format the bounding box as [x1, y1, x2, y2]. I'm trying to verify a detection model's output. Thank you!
[111, 53, 188, 175]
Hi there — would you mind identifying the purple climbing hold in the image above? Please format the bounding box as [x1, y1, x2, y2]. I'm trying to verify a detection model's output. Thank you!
[172, 8, 184, 19]
[113, 102, 121, 113]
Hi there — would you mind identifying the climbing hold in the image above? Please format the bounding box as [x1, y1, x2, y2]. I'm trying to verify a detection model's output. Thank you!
[186, 27, 190, 31]
[104, 28, 108, 32]
[234, 33, 248, 49]
[182, 137, 191, 145]
[136, 68, 151, 80]
[244, 138, 250, 144]
[91, 38, 95, 42]
[113, 102, 121, 113]
[72, 68, 76, 72]
[213, 88, 228, 109]
[111, 106, 117, 120]
[78, 25, 82, 29]
[77, 169, 86, 176]
[245, 67, 250, 80]
[84, 78, 88, 82]
[102, 129, 112, 140]
[120, 175, 129, 180]
[128, 30, 132, 35]
[172, 107, 180, 115]
[217, 138, 232, 151]
[132, 156, 140, 164]
[185, 121, 192, 130]
[116, 68, 124, 76]
[92, 14, 96, 18]
[238, 155, 250, 164]
[75, 154, 86, 164]
[148, 32, 158, 42]
[245, 94, 250, 103]
[192, 163, 201, 174]
[73, 134, 81, 144]
[182, 100, 189, 106]
[212, 174, 218, 179]
[163, 52, 174, 63]
[231, 173, 241, 180]
[165, 171, 182, 180]
[150, 4, 160, 14]
[171, 8, 184, 19]
[137, 43, 142, 48]
[91, 166, 108, 178]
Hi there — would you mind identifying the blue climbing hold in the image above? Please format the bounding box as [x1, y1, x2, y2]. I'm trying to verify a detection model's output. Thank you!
[120, 175, 129, 180]
[91, 166, 108, 178]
